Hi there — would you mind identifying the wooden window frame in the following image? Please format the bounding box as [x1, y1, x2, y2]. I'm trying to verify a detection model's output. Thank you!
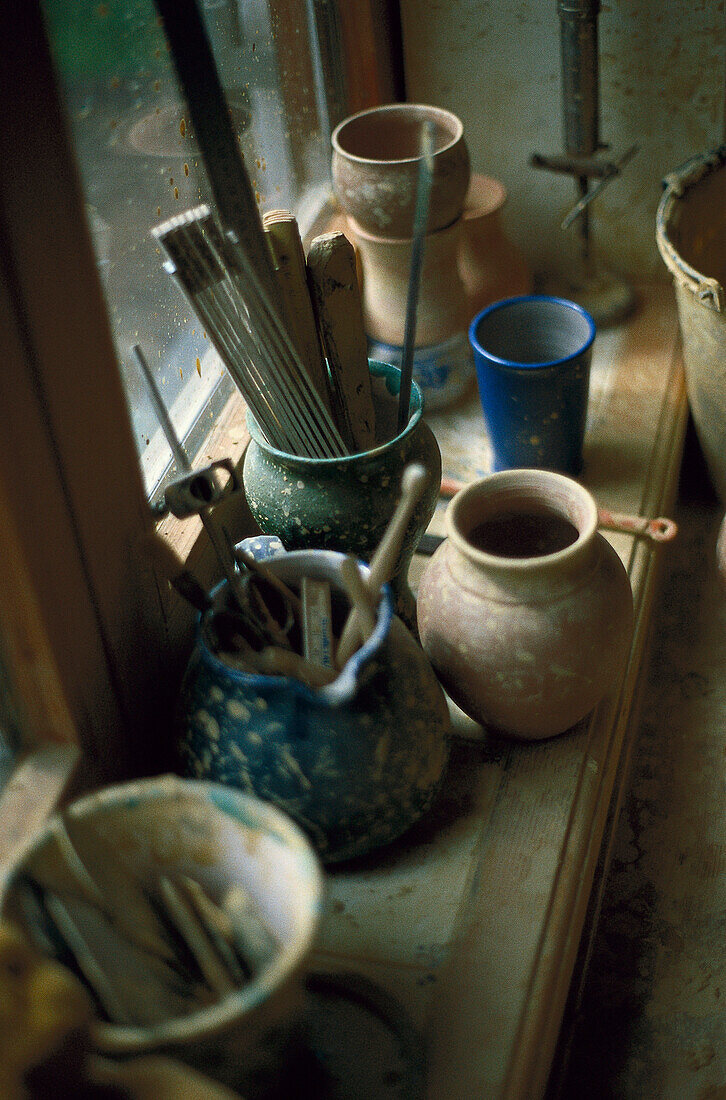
[0, 0, 397, 862]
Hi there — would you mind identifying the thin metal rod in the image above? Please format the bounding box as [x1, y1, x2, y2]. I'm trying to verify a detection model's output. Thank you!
[165, 218, 325, 456]
[561, 142, 640, 229]
[133, 345, 191, 471]
[397, 121, 435, 435]
[197, 280, 311, 454]
[133, 343, 248, 611]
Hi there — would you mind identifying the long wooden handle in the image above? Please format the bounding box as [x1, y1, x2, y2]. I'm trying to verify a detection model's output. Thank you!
[307, 232, 376, 452]
[336, 464, 428, 667]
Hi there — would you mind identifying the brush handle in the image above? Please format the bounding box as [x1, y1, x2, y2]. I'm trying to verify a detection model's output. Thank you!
[336, 464, 428, 666]
[307, 232, 376, 452]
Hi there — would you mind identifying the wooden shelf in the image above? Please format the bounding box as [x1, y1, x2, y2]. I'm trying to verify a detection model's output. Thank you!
[310, 284, 688, 1099]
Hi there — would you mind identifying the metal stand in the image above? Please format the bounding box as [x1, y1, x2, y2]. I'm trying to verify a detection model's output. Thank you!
[532, 0, 637, 327]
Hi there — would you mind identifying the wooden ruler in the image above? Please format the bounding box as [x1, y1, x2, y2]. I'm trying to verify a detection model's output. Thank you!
[263, 210, 333, 416]
[307, 232, 376, 453]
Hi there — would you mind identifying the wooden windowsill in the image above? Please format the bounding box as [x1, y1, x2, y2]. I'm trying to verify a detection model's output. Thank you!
[308, 282, 688, 1099]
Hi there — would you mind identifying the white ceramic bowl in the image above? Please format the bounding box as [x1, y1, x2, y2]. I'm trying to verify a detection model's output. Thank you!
[0, 775, 323, 1093]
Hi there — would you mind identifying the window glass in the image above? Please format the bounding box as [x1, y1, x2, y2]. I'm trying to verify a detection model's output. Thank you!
[0, 639, 30, 797]
[40, 0, 333, 494]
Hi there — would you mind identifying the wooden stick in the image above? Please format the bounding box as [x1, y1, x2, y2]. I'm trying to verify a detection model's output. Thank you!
[336, 464, 428, 667]
[42, 892, 134, 1024]
[158, 876, 236, 998]
[255, 647, 337, 688]
[307, 232, 376, 452]
[263, 210, 333, 416]
[140, 531, 210, 613]
[338, 557, 378, 654]
[232, 544, 302, 614]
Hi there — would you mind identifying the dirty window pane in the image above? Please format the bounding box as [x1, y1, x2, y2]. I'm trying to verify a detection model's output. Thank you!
[0, 640, 29, 798]
[40, 0, 333, 494]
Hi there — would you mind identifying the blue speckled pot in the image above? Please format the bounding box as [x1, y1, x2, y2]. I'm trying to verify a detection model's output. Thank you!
[175, 549, 451, 864]
[242, 361, 442, 633]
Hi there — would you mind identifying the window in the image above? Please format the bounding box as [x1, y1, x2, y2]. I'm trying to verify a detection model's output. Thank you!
[0, 0, 398, 840]
[40, 0, 339, 496]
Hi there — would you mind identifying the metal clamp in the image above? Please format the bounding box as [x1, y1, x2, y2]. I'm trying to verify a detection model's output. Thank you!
[162, 458, 239, 519]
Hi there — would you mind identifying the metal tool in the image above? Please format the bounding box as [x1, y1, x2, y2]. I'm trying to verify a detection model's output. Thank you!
[531, 0, 637, 324]
[398, 121, 435, 434]
[133, 344, 248, 611]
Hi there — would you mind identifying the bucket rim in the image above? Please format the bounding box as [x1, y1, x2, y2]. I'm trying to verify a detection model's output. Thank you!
[656, 144, 726, 312]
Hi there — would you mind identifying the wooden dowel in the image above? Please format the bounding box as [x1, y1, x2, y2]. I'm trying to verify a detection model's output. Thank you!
[336, 464, 428, 666]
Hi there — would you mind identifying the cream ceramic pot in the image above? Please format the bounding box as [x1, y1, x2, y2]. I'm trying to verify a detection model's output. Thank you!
[331, 103, 470, 238]
[417, 469, 634, 740]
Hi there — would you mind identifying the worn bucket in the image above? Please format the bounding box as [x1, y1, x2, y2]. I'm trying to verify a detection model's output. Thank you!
[656, 145, 726, 501]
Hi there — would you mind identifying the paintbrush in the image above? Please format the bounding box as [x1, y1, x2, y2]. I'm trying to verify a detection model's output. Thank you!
[397, 120, 436, 434]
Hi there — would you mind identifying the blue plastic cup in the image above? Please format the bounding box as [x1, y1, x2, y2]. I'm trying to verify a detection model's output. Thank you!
[469, 295, 596, 474]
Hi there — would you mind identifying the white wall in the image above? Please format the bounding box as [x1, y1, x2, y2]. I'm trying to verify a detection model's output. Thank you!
[400, 0, 726, 283]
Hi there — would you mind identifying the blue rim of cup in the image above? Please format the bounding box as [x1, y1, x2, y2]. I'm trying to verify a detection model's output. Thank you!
[468, 294, 597, 371]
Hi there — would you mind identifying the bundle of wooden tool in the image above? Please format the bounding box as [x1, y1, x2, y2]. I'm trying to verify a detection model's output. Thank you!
[153, 205, 379, 460]
[155, 462, 427, 686]
[9, 819, 277, 1027]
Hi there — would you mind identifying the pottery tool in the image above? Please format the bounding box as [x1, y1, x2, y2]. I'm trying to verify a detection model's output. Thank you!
[438, 476, 678, 544]
[11, 850, 273, 1025]
[153, 208, 347, 459]
[301, 577, 334, 669]
[336, 463, 428, 668]
[223, 885, 278, 975]
[397, 120, 436, 434]
[255, 646, 337, 688]
[157, 877, 236, 998]
[152, 0, 281, 314]
[307, 231, 376, 452]
[133, 344, 252, 620]
[174, 875, 249, 984]
[263, 209, 334, 416]
[47, 892, 198, 1025]
[59, 819, 179, 965]
[595, 508, 678, 543]
[530, 0, 637, 323]
[140, 531, 211, 614]
[41, 892, 134, 1024]
[232, 543, 302, 617]
[338, 557, 378, 642]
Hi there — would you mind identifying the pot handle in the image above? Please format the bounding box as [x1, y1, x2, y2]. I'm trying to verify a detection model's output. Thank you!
[595, 508, 677, 543]
[438, 478, 678, 544]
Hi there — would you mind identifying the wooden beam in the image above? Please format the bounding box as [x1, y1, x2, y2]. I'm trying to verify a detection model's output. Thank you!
[0, 0, 175, 779]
